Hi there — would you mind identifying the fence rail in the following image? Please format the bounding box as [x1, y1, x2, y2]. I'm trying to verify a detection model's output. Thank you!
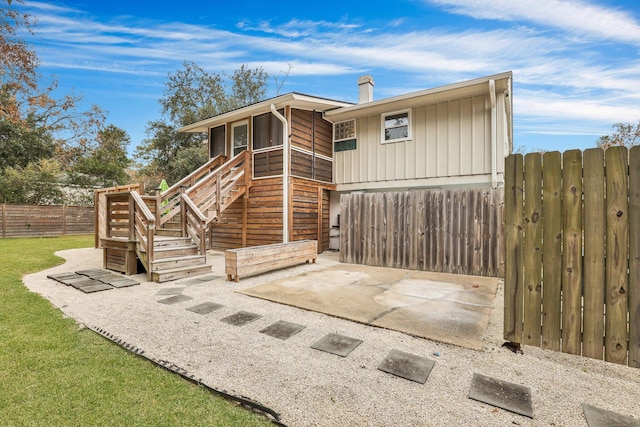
[504, 147, 640, 368]
[0, 203, 93, 238]
[340, 188, 504, 277]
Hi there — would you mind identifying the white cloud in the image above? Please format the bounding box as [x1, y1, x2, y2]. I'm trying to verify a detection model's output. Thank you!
[427, 0, 640, 44]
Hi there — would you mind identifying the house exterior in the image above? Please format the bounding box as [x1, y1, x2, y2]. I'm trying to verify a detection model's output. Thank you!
[181, 71, 512, 250]
[98, 72, 512, 281]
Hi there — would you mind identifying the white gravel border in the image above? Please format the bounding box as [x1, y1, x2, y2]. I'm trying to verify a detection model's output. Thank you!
[24, 248, 640, 427]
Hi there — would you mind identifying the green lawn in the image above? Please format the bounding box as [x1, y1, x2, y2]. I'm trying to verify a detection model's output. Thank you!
[0, 236, 272, 427]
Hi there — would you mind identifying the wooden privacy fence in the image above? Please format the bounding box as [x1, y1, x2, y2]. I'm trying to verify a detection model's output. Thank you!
[0, 204, 94, 238]
[340, 188, 504, 277]
[504, 146, 640, 368]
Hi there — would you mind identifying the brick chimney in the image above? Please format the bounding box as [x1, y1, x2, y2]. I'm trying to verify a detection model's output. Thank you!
[358, 75, 374, 104]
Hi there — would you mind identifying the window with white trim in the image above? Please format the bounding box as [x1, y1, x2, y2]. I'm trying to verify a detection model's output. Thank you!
[381, 109, 411, 143]
[333, 119, 356, 152]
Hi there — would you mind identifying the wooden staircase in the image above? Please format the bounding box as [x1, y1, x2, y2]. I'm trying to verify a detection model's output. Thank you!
[102, 151, 251, 282]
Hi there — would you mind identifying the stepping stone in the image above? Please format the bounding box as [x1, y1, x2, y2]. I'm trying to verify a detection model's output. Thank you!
[260, 320, 305, 340]
[311, 333, 363, 357]
[377, 349, 435, 384]
[220, 311, 262, 326]
[47, 273, 83, 282]
[68, 278, 102, 289]
[186, 302, 224, 315]
[158, 294, 193, 305]
[77, 283, 113, 293]
[76, 269, 111, 278]
[582, 403, 640, 427]
[468, 373, 533, 418]
[101, 278, 139, 288]
[156, 287, 185, 296]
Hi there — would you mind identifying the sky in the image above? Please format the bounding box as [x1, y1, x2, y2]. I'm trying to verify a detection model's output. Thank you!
[14, 0, 640, 154]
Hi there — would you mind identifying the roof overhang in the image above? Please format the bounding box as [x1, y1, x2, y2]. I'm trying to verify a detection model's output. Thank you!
[179, 93, 354, 133]
[324, 71, 513, 122]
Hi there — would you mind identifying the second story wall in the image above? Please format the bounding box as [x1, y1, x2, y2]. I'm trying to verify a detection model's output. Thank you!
[334, 91, 509, 190]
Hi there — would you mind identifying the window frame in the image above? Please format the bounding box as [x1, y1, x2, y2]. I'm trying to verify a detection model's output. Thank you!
[381, 109, 411, 144]
[231, 120, 249, 157]
[209, 124, 226, 158]
[252, 110, 284, 151]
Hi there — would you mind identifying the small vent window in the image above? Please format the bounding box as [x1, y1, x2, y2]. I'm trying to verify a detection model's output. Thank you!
[334, 119, 356, 152]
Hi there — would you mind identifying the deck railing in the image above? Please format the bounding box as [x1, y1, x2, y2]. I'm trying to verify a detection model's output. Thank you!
[186, 151, 251, 225]
[129, 191, 156, 280]
[158, 155, 227, 227]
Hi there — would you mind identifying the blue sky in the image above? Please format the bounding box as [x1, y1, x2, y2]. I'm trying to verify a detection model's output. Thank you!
[16, 0, 640, 154]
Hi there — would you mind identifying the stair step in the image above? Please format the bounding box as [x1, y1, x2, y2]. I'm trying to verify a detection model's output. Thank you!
[152, 255, 206, 271]
[153, 236, 192, 247]
[155, 228, 183, 237]
[152, 264, 212, 283]
[161, 222, 182, 230]
[154, 245, 199, 259]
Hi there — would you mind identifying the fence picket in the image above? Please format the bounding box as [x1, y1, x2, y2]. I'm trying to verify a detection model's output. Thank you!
[504, 154, 524, 342]
[561, 150, 583, 355]
[583, 148, 606, 360]
[541, 152, 562, 351]
[605, 146, 629, 364]
[523, 153, 543, 346]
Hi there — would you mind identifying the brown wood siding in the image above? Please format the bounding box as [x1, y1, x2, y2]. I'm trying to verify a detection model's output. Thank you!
[209, 197, 244, 250]
[321, 189, 330, 251]
[313, 112, 333, 158]
[246, 177, 284, 246]
[291, 109, 314, 152]
[290, 109, 333, 183]
[315, 156, 332, 182]
[291, 177, 333, 252]
[253, 149, 283, 178]
[291, 150, 313, 179]
[1, 204, 94, 238]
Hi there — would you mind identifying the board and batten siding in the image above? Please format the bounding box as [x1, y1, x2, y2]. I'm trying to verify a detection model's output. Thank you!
[334, 93, 508, 188]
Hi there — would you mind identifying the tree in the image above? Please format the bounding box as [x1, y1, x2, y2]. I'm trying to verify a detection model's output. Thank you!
[0, 158, 64, 204]
[71, 124, 131, 187]
[0, 0, 39, 124]
[596, 120, 640, 150]
[0, 115, 55, 171]
[136, 62, 268, 183]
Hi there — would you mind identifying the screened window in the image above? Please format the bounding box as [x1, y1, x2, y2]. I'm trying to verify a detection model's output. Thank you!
[253, 110, 283, 150]
[232, 121, 248, 156]
[382, 109, 411, 143]
[209, 125, 225, 158]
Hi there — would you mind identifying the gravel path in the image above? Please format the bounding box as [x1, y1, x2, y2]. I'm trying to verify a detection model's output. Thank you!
[24, 248, 640, 426]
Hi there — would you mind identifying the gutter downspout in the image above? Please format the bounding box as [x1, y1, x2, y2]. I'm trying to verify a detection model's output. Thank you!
[271, 104, 289, 243]
[489, 79, 498, 189]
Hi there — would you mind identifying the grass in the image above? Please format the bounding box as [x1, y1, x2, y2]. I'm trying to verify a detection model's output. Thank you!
[0, 236, 272, 427]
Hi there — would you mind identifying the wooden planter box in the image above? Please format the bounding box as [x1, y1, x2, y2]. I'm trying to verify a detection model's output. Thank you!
[225, 240, 317, 282]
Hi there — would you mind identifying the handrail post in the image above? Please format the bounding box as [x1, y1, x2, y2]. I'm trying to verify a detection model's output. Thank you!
[216, 172, 222, 219]
[128, 192, 135, 241]
[180, 185, 187, 237]
[154, 186, 162, 224]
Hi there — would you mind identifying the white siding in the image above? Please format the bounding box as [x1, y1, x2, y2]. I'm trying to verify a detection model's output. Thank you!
[335, 92, 506, 188]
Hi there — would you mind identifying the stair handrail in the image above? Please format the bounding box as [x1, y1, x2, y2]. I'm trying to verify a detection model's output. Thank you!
[185, 150, 250, 225]
[181, 193, 207, 256]
[130, 190, 156, 280]
[157, 154, 227, 226]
